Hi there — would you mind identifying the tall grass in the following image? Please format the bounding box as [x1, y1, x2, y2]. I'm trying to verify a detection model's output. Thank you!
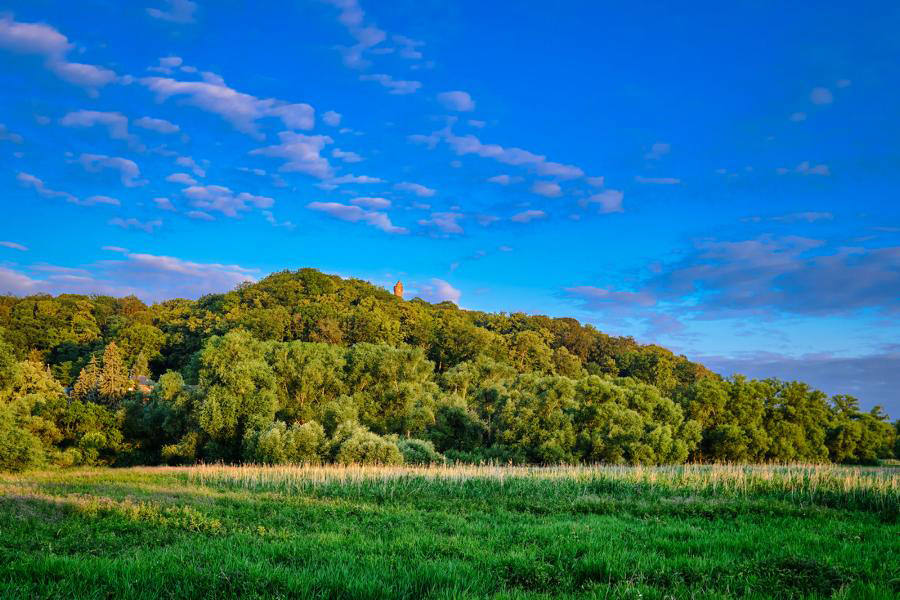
[166, 463, 900, 515]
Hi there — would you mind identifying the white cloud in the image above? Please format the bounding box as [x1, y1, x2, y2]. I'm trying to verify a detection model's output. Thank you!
[79, 153, 147, 187]
[251, 132, 333, 178]
[166, 172, 197, 185]
[810, 87, 833, 105]
[437, 90, 475, 111]
[110, 217, 162, 233]
[332, 148, 363, 162]
[510, 209, 547, 223]
[323, 174, 384, 188]
[17, 172, 77, 203]
[323, 0, 388, 68]
[586, 176, 605, 187]
[790, 112, 807, 122]
[146, 0, 197, 24]
[148, 55, 183, 74]
[322, 110, 342, 126]
[0, 123, 24, 144]
[535, 161, 583, 179]
[531, 181, 562, 197]
[487, 174, 521, 185]
[307, 201, 407, 234]
[644, 142, 670, 160]
[187, 210, 214, 221]
[836, 79, 851, 88]
[417, 278, 461, 304]
[154, 197, 176, 211]
[0, 15, 116, 94]
[351, 196, 391, 209]
[84, 195, 121, 206]
[584, 189, 624, 213]
[134, 116, 180, 134]
[634, 176, 681, 185]
[395, 181, 436, 197]
[359, 73, 422, 94]
[795, 161, 830, 176]
[393, 34, 424, 59]
[0, 241, 28, 251]
[141, 74, 315, 137]
[182, 184, 274, 217]
[468, 119, 486, 128]
[176, 156, 206, 177]
[418, 212, 463, 235]
[60, 110, 131, 140]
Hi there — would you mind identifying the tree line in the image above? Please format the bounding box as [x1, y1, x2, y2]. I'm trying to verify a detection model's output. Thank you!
[1, 269, 896, 471]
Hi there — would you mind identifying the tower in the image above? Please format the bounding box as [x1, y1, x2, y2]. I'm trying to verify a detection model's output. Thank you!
[393, 280, 403, 299]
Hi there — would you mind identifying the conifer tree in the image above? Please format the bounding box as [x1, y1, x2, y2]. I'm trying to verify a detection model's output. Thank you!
[130, 352, 149, 381]
[99, 342, 129, 404]
[72, 355, 101, 403]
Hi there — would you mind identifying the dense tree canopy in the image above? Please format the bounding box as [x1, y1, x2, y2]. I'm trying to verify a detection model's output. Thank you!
[0, 269, 895, 471]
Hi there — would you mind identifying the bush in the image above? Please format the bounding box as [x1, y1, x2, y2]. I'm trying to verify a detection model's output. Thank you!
[395, 438, 445, 465]
[284, 421, 326, 463]
[0, 414, 45, 472]
[333, 422, 403, 465]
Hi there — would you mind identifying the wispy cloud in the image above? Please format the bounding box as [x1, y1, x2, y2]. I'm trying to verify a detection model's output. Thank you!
[307, 201, 407, 234]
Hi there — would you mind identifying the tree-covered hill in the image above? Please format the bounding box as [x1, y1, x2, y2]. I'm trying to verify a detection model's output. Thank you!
[0, 268, 896, 471]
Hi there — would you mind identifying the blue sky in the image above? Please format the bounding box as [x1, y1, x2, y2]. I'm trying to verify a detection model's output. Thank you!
[1, 0, 898, 413]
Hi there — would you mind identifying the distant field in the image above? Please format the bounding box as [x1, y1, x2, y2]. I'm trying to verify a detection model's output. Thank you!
[1, 464, 897, 599]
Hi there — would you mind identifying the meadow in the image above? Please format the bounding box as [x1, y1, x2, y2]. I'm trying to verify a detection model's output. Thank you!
[1, 464, 897, 599]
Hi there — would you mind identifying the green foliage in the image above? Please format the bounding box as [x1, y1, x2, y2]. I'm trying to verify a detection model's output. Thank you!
[332, 422, 403, 465]
[394, 437, 445, 464]
[0, 269, 894, 470]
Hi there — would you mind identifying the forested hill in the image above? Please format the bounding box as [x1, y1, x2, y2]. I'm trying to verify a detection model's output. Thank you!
[0, 268, 896, 471]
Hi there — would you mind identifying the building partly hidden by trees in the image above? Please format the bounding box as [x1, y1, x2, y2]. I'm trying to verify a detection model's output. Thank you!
[0, 269, 896, 472]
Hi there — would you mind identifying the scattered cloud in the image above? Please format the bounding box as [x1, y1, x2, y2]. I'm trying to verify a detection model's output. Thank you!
[781, 161, 830, 176]
[146, 0, 198, 24]
[418, 212, 463, 235]
[182, 184, 274, 218]
[635, 176, 680, 185]
[148, 55, 183, 74]
[0, 123, 24, 144]
[307, 201, 407, 234]
[110, 217, 162, 233]
[583, 189, 624, 213]
[78, 153, 147, 187]
[743, 212, 834, 224]
[332, 148, 362, 162]
[437, 90, 475, 111]
[0, 241, 28, 251]
[154, 197, 176, 211]
[84, 195, 121, 206]
[359, 73, 421, 94]
[395, 181, 436, 197]
[531, 181, 562, 197]
[322, 110, 342, 126]
[141, 73, 315, 138]
[510, 209, 547, 223]
[17, 172, 77, 203]
[487, 174, 522, 185]
[166, 172, 197, 185]
[176, 156, 206, 177]
[417, 278, 461, 304]
[644, 142, 670, 160]
[134, 116, 180, 134]
[251, 132, 333, 178]
[351, 196, 391, 209]
[60, 110, 135, 143]
[790, 112, 807, 122]
[810, 86, 833, 105]
[0, 15, 117, 94]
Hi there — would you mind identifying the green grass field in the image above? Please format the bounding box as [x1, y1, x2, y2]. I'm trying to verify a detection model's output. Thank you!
[1, 464, 897, 599]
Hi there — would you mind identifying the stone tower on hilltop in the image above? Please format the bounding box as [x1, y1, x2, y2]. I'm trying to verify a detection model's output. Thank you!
[393, 280, 404, 299]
